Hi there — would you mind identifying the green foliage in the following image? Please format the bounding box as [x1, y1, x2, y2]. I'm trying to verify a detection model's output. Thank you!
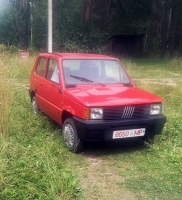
[0, 0, 182, 56]
[0, 2, 18, 46]
[54, 23, 108, 53]
[31, 1, 47, 50]
[0, 0, 152, 53]
[52, 0, 108, 53]
[110, 0, 151, 34]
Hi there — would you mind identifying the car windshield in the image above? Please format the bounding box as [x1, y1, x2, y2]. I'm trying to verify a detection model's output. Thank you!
[62, 59, 131, 86]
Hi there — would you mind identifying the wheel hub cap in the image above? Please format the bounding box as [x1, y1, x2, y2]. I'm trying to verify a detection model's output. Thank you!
[64, 124, 74, 147]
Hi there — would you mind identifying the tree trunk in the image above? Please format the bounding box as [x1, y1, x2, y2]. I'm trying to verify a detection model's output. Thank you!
[179, 17, 182, 56]
[103, 0, 112, 31]
[169, 4, 180, 57]
[160, 0, 169, 58]
[86, 0, 92, 20]
[16, 0, 23, 49]
[25, 2, 30, 49]
[15, 0, 30, 50]
[149, 0, 156, 53]
[80, 0, 85, 22]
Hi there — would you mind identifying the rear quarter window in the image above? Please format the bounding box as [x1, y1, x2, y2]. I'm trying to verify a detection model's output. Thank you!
[36, 57, 46, 77]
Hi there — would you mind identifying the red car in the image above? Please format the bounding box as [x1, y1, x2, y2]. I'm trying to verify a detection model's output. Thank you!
[29, 53, 166, 153]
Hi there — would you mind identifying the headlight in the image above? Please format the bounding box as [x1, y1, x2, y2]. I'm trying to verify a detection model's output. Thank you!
[150, 103, 163, 115]
[90, 108, 103, 119]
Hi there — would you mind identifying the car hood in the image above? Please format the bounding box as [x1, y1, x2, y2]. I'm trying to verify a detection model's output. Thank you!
[64, 85, 163, 107]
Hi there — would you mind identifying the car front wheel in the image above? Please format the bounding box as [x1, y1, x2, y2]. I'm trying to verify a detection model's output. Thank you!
[62, 118, 83, 153]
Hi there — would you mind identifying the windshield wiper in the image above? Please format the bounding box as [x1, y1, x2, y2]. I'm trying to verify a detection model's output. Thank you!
[70, 75, 105, 86]
[65, 83, 77, 88]
[122, 82, 133, 87]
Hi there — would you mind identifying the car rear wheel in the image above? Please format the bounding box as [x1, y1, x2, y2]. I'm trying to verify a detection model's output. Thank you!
[32, 97, 39, 114]
[62, 118, 83, 153]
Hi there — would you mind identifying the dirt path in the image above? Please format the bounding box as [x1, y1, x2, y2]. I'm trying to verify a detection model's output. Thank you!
[133, 78, 179, 86]
[79, 148, 137, 200]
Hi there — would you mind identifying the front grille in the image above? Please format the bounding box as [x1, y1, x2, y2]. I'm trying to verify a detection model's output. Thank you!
[103, 105, 150, 120]
[122, 106, 135, 118]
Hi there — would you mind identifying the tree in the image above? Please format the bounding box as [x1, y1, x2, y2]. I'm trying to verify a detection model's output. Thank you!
[168, 0, 181, 57]
[149, 0, 156, 52]
[0, 1, 18, 46]
[1, 0, 182, 57]
[160, 0, 170, 58]
[13, 0, 30, 49]
[31, 0, 47, 50]
[85, 0, 92, 20]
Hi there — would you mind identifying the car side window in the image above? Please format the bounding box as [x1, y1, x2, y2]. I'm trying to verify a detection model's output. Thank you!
[36, 57, 46, 77]
[46, 59, 59, 84]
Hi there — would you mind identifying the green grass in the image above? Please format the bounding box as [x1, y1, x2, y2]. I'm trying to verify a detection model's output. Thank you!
[0, 53, 11, 198]
[0, 52, 182, 199]
[112, 57, 182, 200]
[123, 57, 182, 79]
[2, 95, 82, 199]
[0, 53, 83, 199]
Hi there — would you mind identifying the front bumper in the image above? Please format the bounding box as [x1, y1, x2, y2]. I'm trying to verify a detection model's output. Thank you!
[73, 115, 166, 141]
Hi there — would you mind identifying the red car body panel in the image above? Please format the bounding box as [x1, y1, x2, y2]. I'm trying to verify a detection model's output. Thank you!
[63, 85, 162, 107]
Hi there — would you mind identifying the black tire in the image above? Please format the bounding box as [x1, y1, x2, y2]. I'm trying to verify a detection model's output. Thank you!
[32, 97, 39, 114]
[62, 118, 83, 153]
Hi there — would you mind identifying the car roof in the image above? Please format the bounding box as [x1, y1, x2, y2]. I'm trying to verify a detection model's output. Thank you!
[39, 52, 117, 60]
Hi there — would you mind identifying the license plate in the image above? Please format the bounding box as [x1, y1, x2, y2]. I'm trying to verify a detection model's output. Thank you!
[113, 128, 145, 139]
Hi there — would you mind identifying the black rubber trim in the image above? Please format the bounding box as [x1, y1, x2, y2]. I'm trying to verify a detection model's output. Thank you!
[72, 115, 167, 141]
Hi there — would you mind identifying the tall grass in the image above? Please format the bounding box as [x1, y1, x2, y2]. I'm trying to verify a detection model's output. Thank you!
[0, 52, 10, 197]
[0, 52, 83, 199]
[0, 54, 10, 135]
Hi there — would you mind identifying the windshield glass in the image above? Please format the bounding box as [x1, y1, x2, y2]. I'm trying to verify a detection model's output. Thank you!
[62, 59, 131, 85]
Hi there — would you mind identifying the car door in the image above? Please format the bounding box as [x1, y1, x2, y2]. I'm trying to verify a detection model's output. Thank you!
[43, 58, 63, 122]
[34, 56, 48, 111]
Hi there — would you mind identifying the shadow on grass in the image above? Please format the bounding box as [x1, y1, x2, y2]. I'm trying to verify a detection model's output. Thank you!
[81, 139, 150, 157]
